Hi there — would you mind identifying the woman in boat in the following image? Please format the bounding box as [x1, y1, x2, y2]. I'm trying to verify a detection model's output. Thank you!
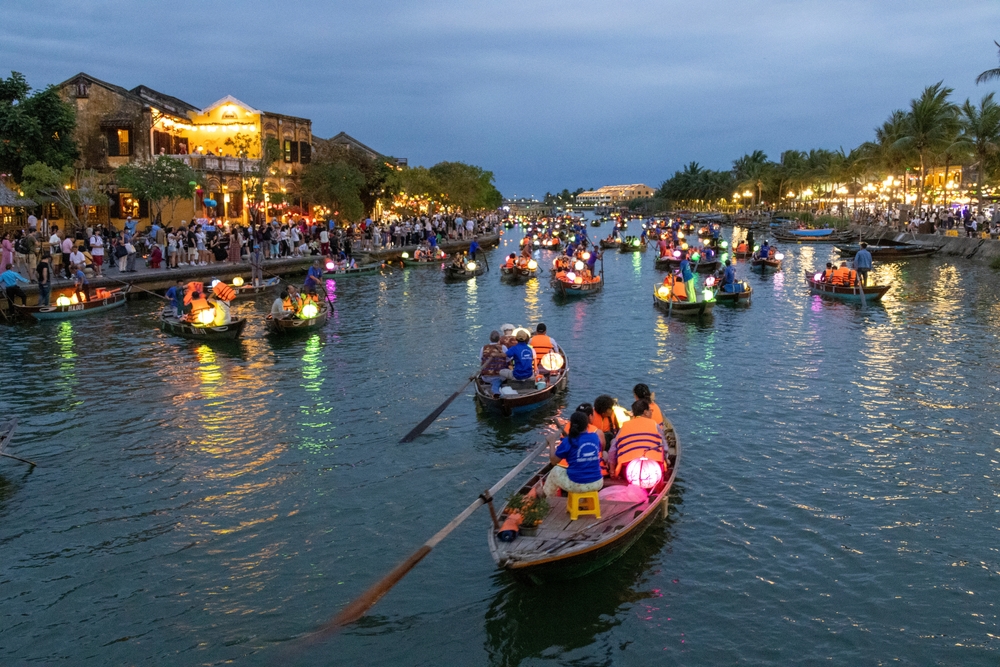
[632, 384, 664, 428]
[607, 399, 666, 480]
[480, 331, 508, 396]
[541, 411, 604, 499]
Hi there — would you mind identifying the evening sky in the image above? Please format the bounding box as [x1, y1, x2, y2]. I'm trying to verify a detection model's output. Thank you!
[2, 0, 999, 196]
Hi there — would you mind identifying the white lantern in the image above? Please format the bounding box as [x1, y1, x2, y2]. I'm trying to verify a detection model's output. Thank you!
[300, 303, 319, 319]
[575, 260, 585, 271]
[625, 457, 663, 489]
[56, 295, 71, 307]
[539, 352, 565, 371]
[197, 309, 215, 325]
[232, 276, 245, 286]
[466, 261, 477, 271]
[565, 271, 577, 282]
[527, 259, 538, 270]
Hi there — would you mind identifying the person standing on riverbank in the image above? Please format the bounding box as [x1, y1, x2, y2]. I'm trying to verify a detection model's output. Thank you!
[854, 242, 873, 286]
[36, 252, 52, 306]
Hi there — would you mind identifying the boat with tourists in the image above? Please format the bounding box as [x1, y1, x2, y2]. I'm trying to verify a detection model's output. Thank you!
[500, 259, 540, 284]
[652, 281, 715, 317]
[227, 276, 281, 300]
[265, 301, 330, 335]
[475, 344, 569, 416]
[400, 250, 448, 267]
[804, 271, 890, 303]
[654, 255, 720, 274]
[12, 286, 129, 321]
[487, 412, 680, 582]
[772, 228, 854, 244]
[445, 258, 486, 281]
[323, 262, 382, 278]
[158, 307, 247, 341]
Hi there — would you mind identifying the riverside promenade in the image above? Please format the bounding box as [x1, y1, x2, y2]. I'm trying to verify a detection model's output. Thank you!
[853, 225, 1000, 264]
[8, 233, 500, 304]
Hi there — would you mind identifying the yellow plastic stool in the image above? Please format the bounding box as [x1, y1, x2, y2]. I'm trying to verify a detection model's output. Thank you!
[567, 491, 601, 520]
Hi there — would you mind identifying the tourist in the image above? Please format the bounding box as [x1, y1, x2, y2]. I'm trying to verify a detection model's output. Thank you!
[113, 237, 128, 272]
[0, 233, 12, 271]
[499, 329, 535, 384]
[272, 290, 291, 319]
[632, 384, 664, 428]
[529, 323, 556, 360]
[68, 244, 86, 273]
[167, 228, 179, 268]
[0, 263, 29, 306]
[36, 252, 52, 306]
[607, 399, 665, 479]
[480, 330, 508, 396]
[304, 260, 323, 294]
[854, 242, 873, 286]
[21, 231, 37, 282]
[89, 229, 105, 277]
[541, 410, 604, 499]
[165, 280, 185, 316]
[49, 226, 62, 278]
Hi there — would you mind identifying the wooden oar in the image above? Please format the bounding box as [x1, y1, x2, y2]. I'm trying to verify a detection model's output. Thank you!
[104, 276, 169, 301]
[1, 451, 38, 466]
[305, 439, 549, 641]
[399, 362, 490, 443]
[0, 419, 34, 466]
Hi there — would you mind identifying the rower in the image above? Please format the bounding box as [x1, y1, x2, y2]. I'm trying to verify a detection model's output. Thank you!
[608, 399, 666, 480]
[165, 279, 185, 316]
[720, 259, 737, 292]
[679, 254, 696, 302]
[541, 410, 604, 499]
[304, 259, 323, 294]
[272, 290, 292, 319]
[854, 242, 873, 286]
[758, 240, 770, 259]
[499, 329, 535, 385]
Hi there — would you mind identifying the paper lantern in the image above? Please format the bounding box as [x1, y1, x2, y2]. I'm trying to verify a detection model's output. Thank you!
[300, 303, 319, 319]
[703, 289, 715, 301]
[69, 294, 79, 305]
[211, 279, 220, 288]
[656, 285, 669, 298]
[691, 252, 701, 262]
[325, 260, 335, 271]
[527, 259, 537, 270]
[539, 352, 565, 371]
[814, 272, 823, 281]
[582, 252, 591, 260]
[705, 276, 716, 286]
[565, 271, 577, 282]
[721, 240, 729, 248]
[232, 276, 244, 286]
[466, 261, 477, 272]
[574, 260, 584, 271]
[672, 250, 681, 258]
[401, 252, 409, 259]
[625, 457, 663, 489]
[720, 253, 729, 262]
[56, 295, 71, 307]
[754, 245, 760, 251]
[574, 276, 583, 284]
[775, 252, 785, 260]
[197, 309, 215, 325]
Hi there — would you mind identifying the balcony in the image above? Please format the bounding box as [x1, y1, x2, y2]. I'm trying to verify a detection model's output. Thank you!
[172, 154, 260, 174]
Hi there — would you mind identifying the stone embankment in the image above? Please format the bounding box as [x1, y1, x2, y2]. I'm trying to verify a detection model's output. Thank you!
[853, 225, 1000, 265]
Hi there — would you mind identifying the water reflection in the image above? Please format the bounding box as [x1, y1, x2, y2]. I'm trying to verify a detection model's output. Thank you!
[55, 321, 79, 402]
[523, 279, 541, 324]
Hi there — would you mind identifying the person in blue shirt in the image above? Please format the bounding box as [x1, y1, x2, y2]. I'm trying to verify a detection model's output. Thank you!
[1, 263, 29, 305]
[542, 410, 604, 498]
[854, 242, 873, 285]
[499, 329, 536, 383]
[721, 260, 739, 293]
[164, 279, 185, 316]
[679, 254, 696, 302]
[304, 259, 323, 294]
[586, 249, 599, 274]
[758, 240, 770, 259]
[468, 239, 479, 260]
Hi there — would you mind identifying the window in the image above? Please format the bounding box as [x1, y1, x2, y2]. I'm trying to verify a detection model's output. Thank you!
[74, 80, 89, 98]
[284, 139, 292, 163]
[105, 128, 132, 157]
[298, 141, 310, 164]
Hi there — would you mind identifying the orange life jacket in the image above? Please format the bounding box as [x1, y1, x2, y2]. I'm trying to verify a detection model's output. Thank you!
[184, 281, 205, 305]
[504, 257, 515, 268]
[648, 401, 664, 426]
[529, 334, 554, 358]
[213, 282, 236, 301]
[736, 242, 748, 253]
[612, 415, 665, 477]
[823, 268, 834, 281]
[189, 296, 210, 314]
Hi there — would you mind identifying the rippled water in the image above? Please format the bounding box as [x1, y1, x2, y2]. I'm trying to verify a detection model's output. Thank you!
[2, 223, 999, 665]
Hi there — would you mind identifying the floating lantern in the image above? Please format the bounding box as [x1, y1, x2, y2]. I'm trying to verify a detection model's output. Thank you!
[705, 276, 716, 286]
[325, 260, 335, 270]
[232, 276, 244, 287]
[56, 295, 71, 307]
[300, 303, 319, 319]
[575, 260, 585, 271]
[626, 457, 663, 489]
[401, 252, 409, 259]
[466, 261, 477, 271]
[775, 252, 785, 261]
[657, 285, 669, 298]
[527, 259, 538, 270]
[540, 351, 565, 371]
[565, 271, 577, 282]
[673, 250, 681, 258]
[197, 309, 215, 325]
[814, 272, 823, 281]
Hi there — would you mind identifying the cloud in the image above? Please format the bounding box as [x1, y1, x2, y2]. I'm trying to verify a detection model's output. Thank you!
[1, 0, 998, 194]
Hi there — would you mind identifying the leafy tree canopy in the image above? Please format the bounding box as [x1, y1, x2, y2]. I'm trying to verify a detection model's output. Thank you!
[0, 71, 78, 180]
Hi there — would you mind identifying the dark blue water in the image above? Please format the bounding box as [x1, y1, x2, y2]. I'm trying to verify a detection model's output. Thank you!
[2, 223, 999, 665]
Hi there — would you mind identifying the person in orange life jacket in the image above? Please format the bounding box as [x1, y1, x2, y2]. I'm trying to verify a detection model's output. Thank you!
[834, 262, 856, 286]
[608, 399, 666, 478]
[529, 323, 557, 371]
[503, 253, 516, 269]
[541, 411, 604, 498]
[633, 383, 665, 428]
[480, 330, 508, 396]
[286, 284, 303, 312]
[821, 262, 835, 282]
[499, 329, 535, 382]
[186, 291, 210, 321]
[592, 394, 619, 439]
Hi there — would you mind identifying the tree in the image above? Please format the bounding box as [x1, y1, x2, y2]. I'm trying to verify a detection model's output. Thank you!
[0, 71, 78, 181]
[893, 82, 959, 211]
[428, 161, 502, 211]
[731, 150, 770, 205]
[226, 133, 280, 223]
[958, 93, 1000, 212]
[975, 41, 1000, 86]
[301, 159, 367, 222]
[20, 162, 109, 230]
[116, 156, 200, 224]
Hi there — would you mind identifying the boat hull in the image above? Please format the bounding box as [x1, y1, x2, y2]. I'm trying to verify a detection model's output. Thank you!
[323, 264, 380, 278]
[444, 265, 486, 281]
[159, 315, 247, 340]
[475, 370, 568, 416]
[804, 272, 890, 302]
[714, 284, 753, 304]
[265, 306, 330, 335]
[500, 267, 538, 284]
[552, 278, 602, 298]
[231, 277, 281, 300]
[653, 291, 714, 317]
[401, 258, 446, 268]
[750, 258, 782, 272]
[14, 291, 128, 320]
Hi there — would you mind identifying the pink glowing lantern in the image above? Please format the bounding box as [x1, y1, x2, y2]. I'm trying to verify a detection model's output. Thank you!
[625, 457, 663, 489]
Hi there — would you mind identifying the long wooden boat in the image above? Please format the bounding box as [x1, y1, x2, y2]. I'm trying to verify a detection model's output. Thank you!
[475, 348, 569, 416]
[12, 287, 129, 320]
[265, 303, 330, 335]
[500, 265, 539, 284]
[653, 257, 721, 274]
[652, 286, 715, 317]
[804, 271, 890, 303]
[618, 240, 647, 252]
[444, 262, 486, 281]
[733, 249, 753, 259]
[488, 418, 680, 582]
[750, 257, 782, 272]
[552, 274, 602, 298]
[231, 276, 281, 300]
[834, 244, 938, 259]
[714, 282, 753, 305]
[401, 255, 448, 268]
[323, 263, 381, 278]
[599, 239, 621, 250]
[773, 229, 854, 244]
[159, 310, 247, 341]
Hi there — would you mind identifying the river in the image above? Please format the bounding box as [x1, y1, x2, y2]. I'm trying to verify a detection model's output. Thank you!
[1, 221, 999, 665]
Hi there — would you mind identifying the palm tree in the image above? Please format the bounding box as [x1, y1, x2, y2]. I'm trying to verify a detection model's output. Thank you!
[958, 93, 1000, 212]
[732, 150, 770, 206]
[976, 41, 1000, 85]
[893, 82, 959, 212]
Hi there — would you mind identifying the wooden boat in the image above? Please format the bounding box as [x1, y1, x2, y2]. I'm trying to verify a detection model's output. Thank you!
[590, 220, 602, 227]
[231, 276, 281, 300]
[159, 309, 247, 341]
[804, 271, 890, 303]
[652, 286, 715, 317]
[401, 254, 447, 268]
[599, 238, 621, 250]
[713, 282, 753, 305]
[618, 240, 646, 252]
[653, 256, 721, 274]
[773, 229, 854, 244]
[265, 302, 330, 335]
[475, 347, 569, 416]
[834, 244, 938, 259]
[733, 249, 753, 259]
[488, 418, 680, 582]
[500, 264, 539, 284]
[323, 263, 381, 278]
[552, 274, 602, 298]
[750, 257, 782, 272]
[12, 286, 128, 320]
[444, 261, 486, 281]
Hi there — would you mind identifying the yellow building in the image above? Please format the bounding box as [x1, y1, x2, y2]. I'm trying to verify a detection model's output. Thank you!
[576, 184, 655, 207]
